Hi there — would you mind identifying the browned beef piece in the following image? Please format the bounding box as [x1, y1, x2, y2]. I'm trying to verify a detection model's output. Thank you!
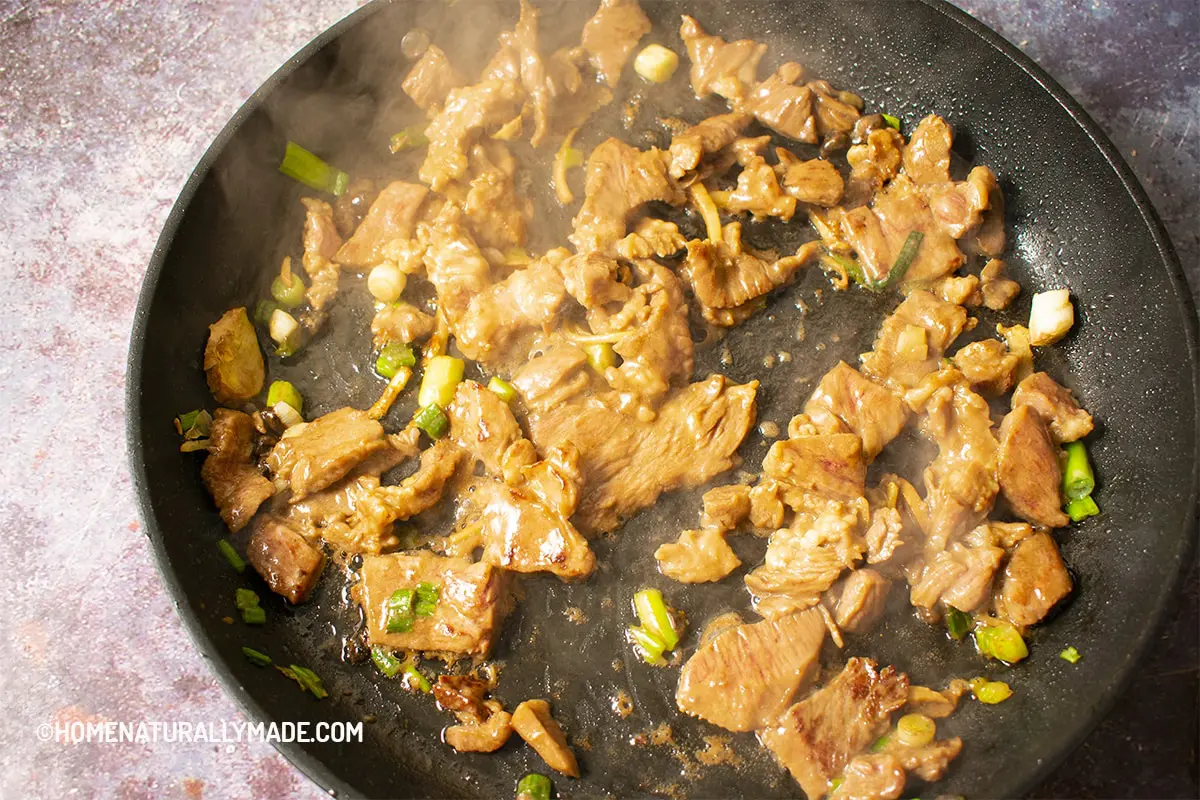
[865, 506, 905, 565]
[557, 251, 632, 308]
[750, 479, 786, 529]
[351, 440, 461, 531]
[616, 218, 687, 260]
[445, 702, 513, 753]
[480, 0, 557, 145]
[995, 531, 1072, 626]
[201, 409, 275, 532]
[682, 225, 819, 317]
[402, 44, 467, 115]
[761, 658, 909, 800]
[511, 344, 595, 414]
[952, 338, 1019, 396]
[723, 155, 797, 220]
[570, 139, 685, 253]
[742, 62, 815, 142]
[971, 174, 1007, 257]
[746, 504, 863, 618]
[419, 79, 523, 191]
[299, 198, 342, 315]
[267, 408, 388, 502]
[909, 541, 1004, 613]
[980, 258, 1021, 310]
[910, 372, 1000, 554]
[589, 261, 693, 405]
[831, 753, 906, 800]
[1011, 372, 1094, 444]
[701, 484, 752, 530]
[447, 380, 536, 480]
[804, 361, 909, 460]
[998, 405, 1069, 528]
[667, 111, 752, 178]
[846, 127, 904, 203]
[462, 141, 529, 251]
[453, 250, 568, 362]
[881, 736, 963, 782]
[679, 15, 766, 102]
[776, 151, 845, 206]
[512, 699, 579, 777]
[762, 433, 867, 509]
[526, 375, 758, 534]
[360, 550, 507, 657]
[834, 569, 891, 633]
[676, 609, 825, 732]
[579, 0, 651, 87]
[861, 291, 967, 391]
[371, 302, 436, 347]
[421, 204, 493, 334]
[923, 165, 1000, 239]
[655, 526, 741, 583]
[902, 114, 952, 185]
[462, 447, 596, 580]
[334, 182, 429, 270]
[246, 517, 324, 603]
[434, 674, 490, 719]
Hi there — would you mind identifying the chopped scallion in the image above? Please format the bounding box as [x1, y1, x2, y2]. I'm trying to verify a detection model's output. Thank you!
[279, 141, 349, 196]
[242, 647, 272, 667]
[376, 342, 417, 379]
[488, 376, 518, 404]
[633, 589, 679, 650]
[1066, 495, 1100, 522]
[970, 677, 1013, 704]
[414, 582, 440, 617]
[386, 588, 416, 633]
[583, 342, 618, 374]
[975, 622, 1028, 664]
[271, 270, 306, 309]
[881, 113, 901, 130]
[516, 773, 553, 800]
[402, 664, 432, 693]
[371, 645, 404, 677]
[880, 230, 923, 288]
[390, 125, 429, 153]
[1062, 441, 1096, 500]
[283, 664, 328, 699]
[869, 733, 890, 753]
[266, 381, 303, 415]
[413, 403, 449, 439]
[1059, 646, 1082, 664]
[235, 588, 261, 611]
[418, 355, 465, 409]
[241, 606, 267, 625]
[627, 625, 667, 666]
[945, 607, 971, 641]
[217, 539, 246, 573]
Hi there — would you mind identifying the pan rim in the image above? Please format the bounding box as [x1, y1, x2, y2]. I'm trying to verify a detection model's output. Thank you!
[124, 1, 1200, 798]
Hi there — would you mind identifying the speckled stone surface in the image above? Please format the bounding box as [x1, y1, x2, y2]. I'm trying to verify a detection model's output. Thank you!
[0, 1, 1194, 799]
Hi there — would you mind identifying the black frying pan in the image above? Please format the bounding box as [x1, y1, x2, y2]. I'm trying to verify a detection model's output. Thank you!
[126, 0, 1200, 797]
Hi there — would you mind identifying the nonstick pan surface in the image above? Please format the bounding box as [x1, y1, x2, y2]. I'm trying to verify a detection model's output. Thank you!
[127, 1, 1199, 797]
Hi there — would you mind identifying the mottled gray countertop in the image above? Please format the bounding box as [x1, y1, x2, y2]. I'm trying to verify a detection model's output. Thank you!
[1, 1, 1195, 798]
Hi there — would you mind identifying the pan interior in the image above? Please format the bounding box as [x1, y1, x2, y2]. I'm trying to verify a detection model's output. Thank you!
[129, 1, 1199, 797]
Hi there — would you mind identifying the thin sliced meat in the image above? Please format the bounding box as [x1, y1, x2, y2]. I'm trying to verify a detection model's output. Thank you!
[676, 609, 826, 732]
[742, 62, 815, 142]
[881, 736, 963, 783]
[421, 204, 493, 335]
[335, 182, 429, 271]
[462, 141, 529, 251]
[998, 405, 1069, 528]
[371, 302, 436, 346]
[447, 380, 537, 481]
[615, 218, 687, 260]
[761, 658, 909, 800]
[526, 375, 758, 534]
[804, 361, 909, 460]
[299, 198, 343, 316]
[1010, 372, 1094, 444]
[445, 702, 513, 753]
[557, 251, 632, 308]
[570, 138, 685, 253]
[512, 699, 580, 777]
[267, 407, 389, 502]
[980, 258, 1021, 311]
[845, 126, 905, 204]
[833, 568, 891, 634]
[995, 531, 1073, 626]
[701, 484, 752, 531]
[679, 15, 766, 102]
[419, 79, 523, 191]
[401, 44, 467, 115]
[246, 517, 325, 604]
[775, 150, 845, 207]
[831, 753, 906, 800]
[682, 225, 819, 317]
[861, 290, 967, 391]
[360, 550, 507, 657]
[901, 114, 952, 185]
[667, 111, 753, 178]
[909, 541, 1004, 613]
[952, 338, 1019, 396]
[201, 409, 275, 533]
[346, 441, 462, 545]
[720, 155, 797, 220]
[453, 249, 568, 362]
[580, 0, 651, 87]
[511, 344, 595, 415]
[761, 433, 867, 509]
[655, 526, 741, 583]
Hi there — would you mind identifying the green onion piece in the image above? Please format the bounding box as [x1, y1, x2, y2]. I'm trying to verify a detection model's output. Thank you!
[1061, 441, 1096, 500]
[829, 777, 845, 793]
[386, 588, 416, 633]
[881, 113, 901, 130]
[254, 299, 280, 326]
[1066, 495, 1100, 522]
[516, 773, 553, 800]
[376, 342, 417, 378]
[633, 589, 679, 650]
[242, 646, 272, 667]
[627, 625, 667, 666]
[371, 645, 404, 677]
[241, 606, 267, 625]
[176, 409, 202, 433]
[820, 249, 868, 286]
[970, 677, 1013, 704]
[562, 146, 584, 169]
[1059, 646, 1082, 664]
[286, 664, 329, 699]
[175, 409, 213, 440]
[235, 588, 261, 611]
[869, 733, 890, 753]
[402, 664, 432, 693]
[945, 607, 971, 641]
[488, 376, 518, 404]
[583, 342, 618, 374]
[418, 354, 465, 409]
[217, 540, 246, 573]
[414, 582, 440, 617]
[266, 380, 304, 415]
[413, 404, 449, 439]
[279, 141, 349, 196]
[271, 274, 306, 309]
[390, 125, 429, 153]
[975, 622, 1029, 664]
[877, 230, 923, 289]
